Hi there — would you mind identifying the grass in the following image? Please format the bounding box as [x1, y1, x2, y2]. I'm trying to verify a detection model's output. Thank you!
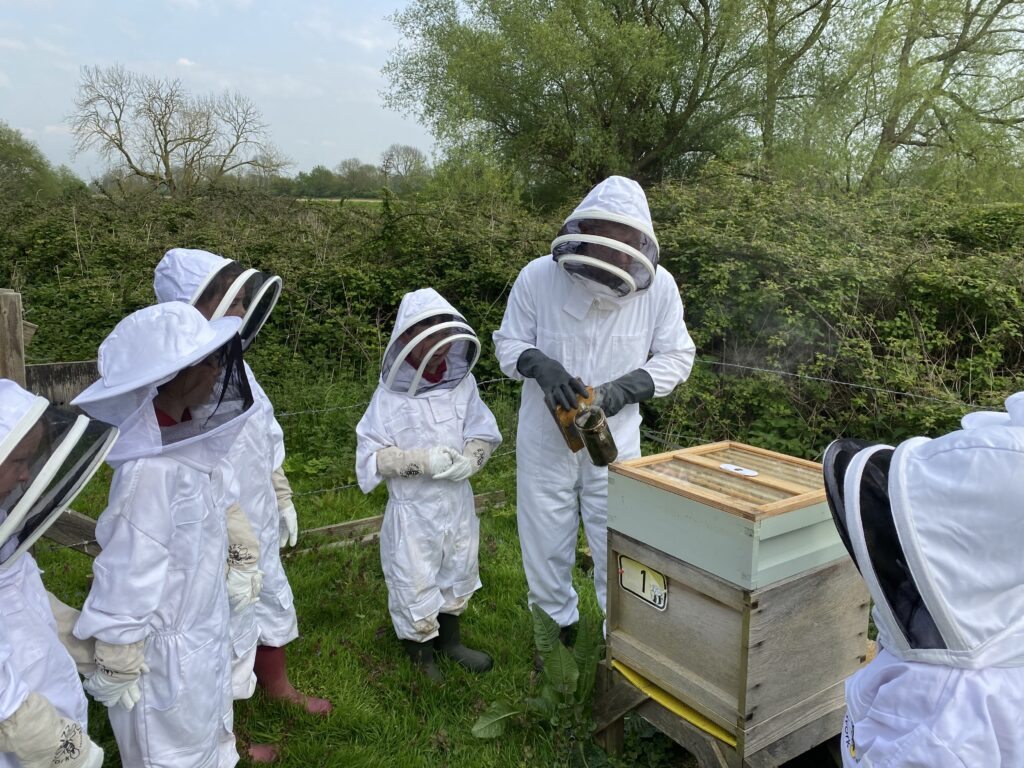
[38, 377, 694, 767]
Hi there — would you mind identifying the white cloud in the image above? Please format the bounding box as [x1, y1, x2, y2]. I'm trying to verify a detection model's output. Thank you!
[295, 8, 395, 52]
[31, 36, 67, 57]
[43, 124, 71, 135]
[0, 37, 27, 50]
[0, 71, 10, 88]
[177, 57, 196, 67]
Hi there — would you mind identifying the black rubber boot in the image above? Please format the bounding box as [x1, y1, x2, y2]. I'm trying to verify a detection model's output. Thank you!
[534, 622, 578, 671]
[401, 639, 443, 684]
[435, 613, 493, 673]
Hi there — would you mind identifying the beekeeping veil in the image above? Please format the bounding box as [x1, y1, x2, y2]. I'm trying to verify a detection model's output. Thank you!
[72, 302, 255, 466]
[380, 288, 480, 397]
[823, 399, 1024, 669]
[0, 379, 117, 568]
[154, 247, 283, 350]
[551, 176, 659, 300]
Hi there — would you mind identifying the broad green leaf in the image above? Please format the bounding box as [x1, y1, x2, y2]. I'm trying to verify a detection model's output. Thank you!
[471, 700, 521, 739]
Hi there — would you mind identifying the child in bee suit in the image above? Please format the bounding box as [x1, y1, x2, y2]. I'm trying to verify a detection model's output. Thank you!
[822, 391, 1024, 768]
[356, 288, 502, 683]
[153, 248, 331, 743]
[71, 302, 258, 768]
[0, 379, 117, 768]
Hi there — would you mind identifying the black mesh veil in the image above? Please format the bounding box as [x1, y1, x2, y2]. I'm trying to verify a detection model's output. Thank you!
[0, 405, 116, 567]
[157, 335, 254, 446]
[552, 215, 659, 297]
[381, 313, 480, 397]
[212, 269, 283, 350]
[850, 446, 947, 650]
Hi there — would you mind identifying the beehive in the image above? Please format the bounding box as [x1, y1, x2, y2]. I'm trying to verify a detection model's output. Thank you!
[606, 442, 869, 758]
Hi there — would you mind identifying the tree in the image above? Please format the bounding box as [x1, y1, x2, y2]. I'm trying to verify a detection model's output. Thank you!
[385, 0, 758, 195]
[379, 143, 430, 194]
[815, 0, 1024, 191]
[755, 0, 836, 162]
[70, 64, 288, 196]
[335, 158, 386, 198]
[0, 122, 83, 201]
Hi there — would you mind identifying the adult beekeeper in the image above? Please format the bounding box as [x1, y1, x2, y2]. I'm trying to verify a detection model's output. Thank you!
[153, 248, 331, 730]
[0, 379, 117, 768]
[493, 176, 695, 644]
[823, 393, 1024, 767]
[356, 288, 502, 683]
[71, 303, 257, 768]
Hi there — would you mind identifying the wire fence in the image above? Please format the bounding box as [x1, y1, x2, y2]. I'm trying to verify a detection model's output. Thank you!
[46, 358, 999, 557]
[277, 355, 997, 497]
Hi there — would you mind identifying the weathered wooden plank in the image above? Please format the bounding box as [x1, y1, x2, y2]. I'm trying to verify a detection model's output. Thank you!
[593, 663, 649, 736]
[26, 361, 98, 407]
[636, 699, 739, 768]
[742, 681, 845, 756]
[43, 509, 100, 557]
[611, 530, 747, 611]
[286, 490, 507, 557]
[742, 705, 845, 767]
[611, 630, 739, 736]
[44, 489, 506, 559]
[22, 321, 37, 347]
[743, 559, 868, 729]
[0, 290, 26, 386]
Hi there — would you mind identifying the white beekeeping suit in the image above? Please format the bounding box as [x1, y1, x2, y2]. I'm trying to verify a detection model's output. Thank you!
[356, 288, 501, 682]
[154, 248, 303, 707]
[493, 176, 695, 631]
[71, 303, 256, 768]
[0, 379, 116, 768]
[823, 395, 1024, 768]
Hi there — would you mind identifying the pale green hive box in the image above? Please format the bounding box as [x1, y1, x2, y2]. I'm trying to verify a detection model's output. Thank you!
[608, 441, 844, 590]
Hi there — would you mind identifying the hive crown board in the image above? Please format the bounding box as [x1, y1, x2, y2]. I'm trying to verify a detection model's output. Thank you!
[608, 441, 844, 589]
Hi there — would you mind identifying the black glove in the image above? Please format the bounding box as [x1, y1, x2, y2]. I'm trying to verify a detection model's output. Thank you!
[517, 348, 589, 411]
[593, 369, 655, 417]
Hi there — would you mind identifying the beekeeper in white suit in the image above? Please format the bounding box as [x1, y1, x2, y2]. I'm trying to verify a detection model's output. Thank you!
[0, 379, 117, 768]
[493, 176, 695, 645]
[356, 288, 502, 683]
[823, 392, 1024, 767]
[71, 303, 256, 768]
[153, 249, 331, 734]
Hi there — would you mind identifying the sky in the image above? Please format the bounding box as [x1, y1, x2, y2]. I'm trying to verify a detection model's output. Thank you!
[0, 0, 434, 180]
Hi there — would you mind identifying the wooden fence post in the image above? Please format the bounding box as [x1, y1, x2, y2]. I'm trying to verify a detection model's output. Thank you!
[0, 289, 27, 386]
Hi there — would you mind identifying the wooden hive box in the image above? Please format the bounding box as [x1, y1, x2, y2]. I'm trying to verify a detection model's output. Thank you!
[606, 442, 869, 759]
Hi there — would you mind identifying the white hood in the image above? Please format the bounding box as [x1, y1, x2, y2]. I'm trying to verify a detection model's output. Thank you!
[154, 247, 234, 304]
[72, 303, 253, 467]
[380, 288, 480, 398]
[825, 411, 1024, 669]
[155, 247, 283, 350]
[551, 175, 660, 300]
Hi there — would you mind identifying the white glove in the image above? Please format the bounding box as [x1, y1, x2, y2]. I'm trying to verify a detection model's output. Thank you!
[434, 452, 476, 482]
[376, 446, 457, 479]
[279, 502, 298, 548]
[83, 640, 148, 711]
[227, 562, 263, 613]
[435, 439, 496, 482]
[0, 692, 104, 768]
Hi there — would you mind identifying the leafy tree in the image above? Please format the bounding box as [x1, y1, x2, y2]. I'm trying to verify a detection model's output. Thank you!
[0, 122, 83, 201]
[385, 0, 757, 196]
[69, 64, 288, 196]
[335, 158, 386, 198]
[755, 0, 836, 162]
[380, 143, 430, 195]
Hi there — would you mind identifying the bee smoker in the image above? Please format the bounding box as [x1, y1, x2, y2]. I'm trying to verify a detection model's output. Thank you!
[574, 406, 618, 466]
[549, 388, 619, 467]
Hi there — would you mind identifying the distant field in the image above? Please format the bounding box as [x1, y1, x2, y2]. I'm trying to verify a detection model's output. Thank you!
[296, 197, 383, 205]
